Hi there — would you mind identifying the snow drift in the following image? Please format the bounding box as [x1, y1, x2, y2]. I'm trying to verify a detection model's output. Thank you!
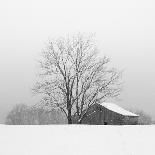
[0, 125, 154, 155]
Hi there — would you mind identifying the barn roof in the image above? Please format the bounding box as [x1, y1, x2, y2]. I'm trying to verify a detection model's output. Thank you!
[99, 102, 139, 117]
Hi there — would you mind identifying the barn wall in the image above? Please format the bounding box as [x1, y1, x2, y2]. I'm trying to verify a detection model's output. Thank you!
[82, 104, 100, 125]
[123, 116, 138, 125]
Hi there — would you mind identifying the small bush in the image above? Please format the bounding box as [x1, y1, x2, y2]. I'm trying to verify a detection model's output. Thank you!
[136, 110, 152, 125]
[128, 109, 152, 125]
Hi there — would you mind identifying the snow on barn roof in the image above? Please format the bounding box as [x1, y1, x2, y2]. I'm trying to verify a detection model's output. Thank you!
[99, 102, 139, 117]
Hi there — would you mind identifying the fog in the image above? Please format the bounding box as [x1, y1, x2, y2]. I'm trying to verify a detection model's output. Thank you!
[0, 0, 155, 123]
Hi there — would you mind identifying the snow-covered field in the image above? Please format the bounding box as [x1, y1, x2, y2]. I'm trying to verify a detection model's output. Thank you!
[0, 125, 154, 155]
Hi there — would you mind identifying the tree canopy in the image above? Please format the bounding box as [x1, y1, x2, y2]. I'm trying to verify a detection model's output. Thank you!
[33, 33, 122, 124]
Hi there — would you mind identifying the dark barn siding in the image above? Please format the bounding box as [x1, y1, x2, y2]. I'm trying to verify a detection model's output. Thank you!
[80, 104, 138, 125]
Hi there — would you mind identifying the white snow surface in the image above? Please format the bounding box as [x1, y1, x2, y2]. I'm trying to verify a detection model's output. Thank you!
[0, 125, 154, 155]
[100, 102, 139, 116]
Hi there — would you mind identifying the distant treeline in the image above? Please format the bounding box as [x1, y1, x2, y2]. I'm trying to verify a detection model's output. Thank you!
[5, 103, 154, 125]
[5, 104, 67, 125]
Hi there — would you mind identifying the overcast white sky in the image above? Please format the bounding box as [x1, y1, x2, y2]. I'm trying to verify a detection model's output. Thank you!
[0, 0, 155, 123]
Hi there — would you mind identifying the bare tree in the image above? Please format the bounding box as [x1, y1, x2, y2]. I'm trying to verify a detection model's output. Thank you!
[33, 33, 122, 124]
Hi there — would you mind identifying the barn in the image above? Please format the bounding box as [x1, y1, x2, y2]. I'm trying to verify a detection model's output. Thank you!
[80, 103, 139, 125]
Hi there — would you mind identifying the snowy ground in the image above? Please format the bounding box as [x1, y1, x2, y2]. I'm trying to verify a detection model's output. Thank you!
[0, 125, 154, 155]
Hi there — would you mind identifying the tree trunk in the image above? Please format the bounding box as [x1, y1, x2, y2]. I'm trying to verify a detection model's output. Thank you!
[67, 108, 72, 124]
[78, 119, 82, 124]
